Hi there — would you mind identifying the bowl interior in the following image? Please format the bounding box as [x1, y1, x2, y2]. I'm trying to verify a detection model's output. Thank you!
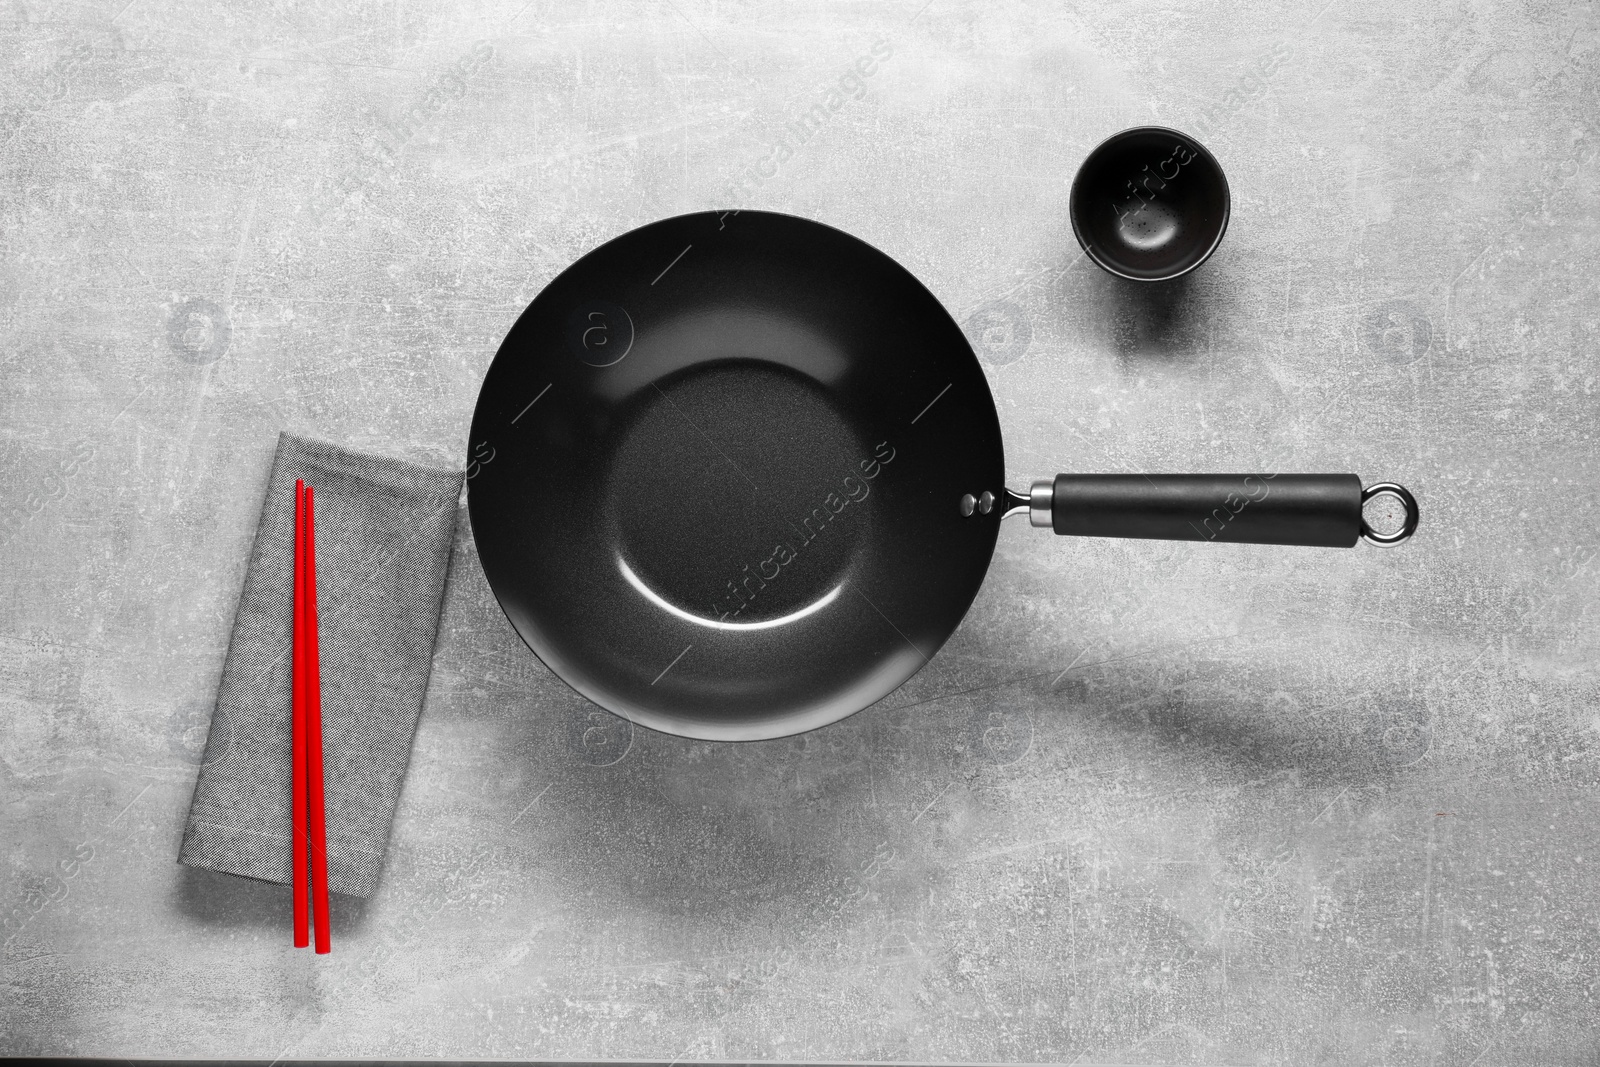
[1070, 128, 1230, 281]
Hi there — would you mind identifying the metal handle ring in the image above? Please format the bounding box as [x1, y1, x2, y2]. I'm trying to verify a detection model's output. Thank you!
[1360, 482, 1419, 547]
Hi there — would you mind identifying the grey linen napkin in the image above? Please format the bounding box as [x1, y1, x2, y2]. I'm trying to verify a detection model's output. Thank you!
[178, 431, 463, 897]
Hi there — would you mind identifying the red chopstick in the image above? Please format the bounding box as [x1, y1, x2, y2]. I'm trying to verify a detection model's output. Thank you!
[291, 479, 309, 948]
[304, 485, 332, 954]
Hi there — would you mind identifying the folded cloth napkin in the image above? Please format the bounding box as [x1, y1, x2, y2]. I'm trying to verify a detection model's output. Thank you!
[179, 431, 463, 897]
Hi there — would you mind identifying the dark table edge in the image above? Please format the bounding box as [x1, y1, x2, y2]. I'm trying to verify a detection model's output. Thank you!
[0, 1060, 1134, 1067]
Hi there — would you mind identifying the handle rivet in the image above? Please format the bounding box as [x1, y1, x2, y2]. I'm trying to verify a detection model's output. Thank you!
[959, 493, 977, 517]
[978, 491, 995, 514]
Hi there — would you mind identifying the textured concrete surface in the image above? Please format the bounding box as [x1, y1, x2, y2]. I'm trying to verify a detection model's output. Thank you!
[2, 0, 1598, 1062]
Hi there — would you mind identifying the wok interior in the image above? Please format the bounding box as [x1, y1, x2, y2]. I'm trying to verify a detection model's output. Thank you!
[467, 210, 1006, 739]
[606, 359, 869, 626]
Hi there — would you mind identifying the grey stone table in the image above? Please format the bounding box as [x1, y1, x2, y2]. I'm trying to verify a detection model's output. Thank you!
[2, 0, 1597, 1063]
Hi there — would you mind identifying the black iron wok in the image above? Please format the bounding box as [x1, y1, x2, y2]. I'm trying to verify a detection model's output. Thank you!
[467, 210, 1417, 741]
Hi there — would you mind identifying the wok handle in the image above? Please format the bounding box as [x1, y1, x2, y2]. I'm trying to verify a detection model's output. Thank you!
[1016, 474, 1417, 548]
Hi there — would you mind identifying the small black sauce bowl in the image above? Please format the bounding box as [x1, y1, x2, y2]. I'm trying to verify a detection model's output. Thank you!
[1069, 126, 1230, 282]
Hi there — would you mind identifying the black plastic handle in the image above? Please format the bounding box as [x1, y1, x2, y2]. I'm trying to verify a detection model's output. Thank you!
[1051, 473, 1363, 547]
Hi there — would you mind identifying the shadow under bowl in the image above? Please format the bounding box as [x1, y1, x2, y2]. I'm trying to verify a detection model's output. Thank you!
[1069, 126, 1230, 282]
